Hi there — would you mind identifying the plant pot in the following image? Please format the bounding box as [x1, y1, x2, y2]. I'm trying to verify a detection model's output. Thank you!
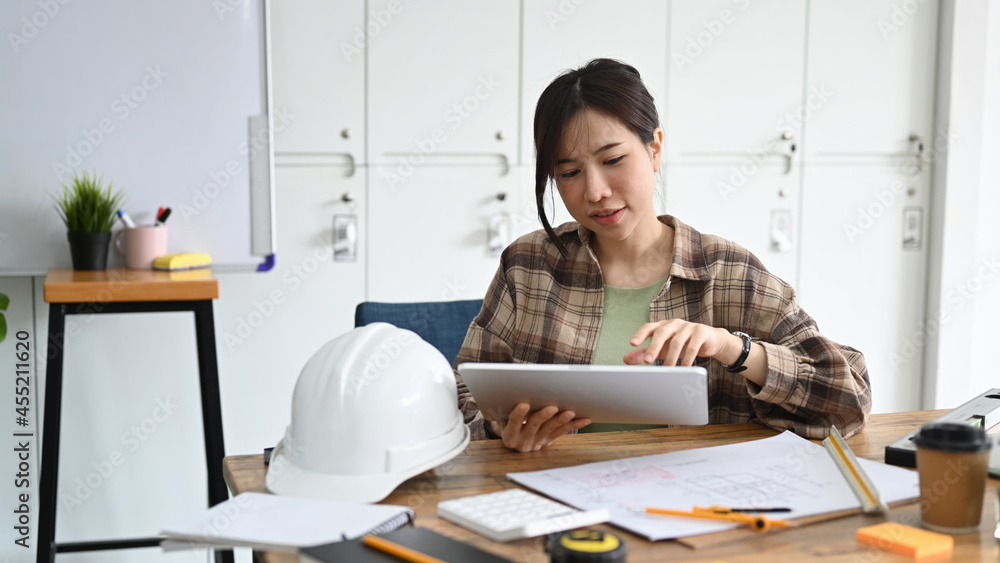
[67, 231, 112, 271]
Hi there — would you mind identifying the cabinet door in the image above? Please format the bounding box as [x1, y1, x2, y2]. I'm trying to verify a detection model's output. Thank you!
[214, 165, 367, 449]
[216, 165, 366, 355]
[271, 0, 365, 163]
[367, 165, 520, 302]
[803, 0, 938, 159]
[521, 0, 668, 166]
[798, 165, 930, 413]
[666, 0, 806, 162]
[367, 0, 519, 165]
[665, 164, 800, 287]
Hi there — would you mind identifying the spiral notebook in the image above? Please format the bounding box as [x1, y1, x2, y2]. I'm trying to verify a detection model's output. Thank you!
[301, 527, 511, 563]
[161, 492, 414, 553]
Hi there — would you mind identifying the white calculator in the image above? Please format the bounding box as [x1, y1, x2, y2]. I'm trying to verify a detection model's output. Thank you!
[437, 488, 610, 542]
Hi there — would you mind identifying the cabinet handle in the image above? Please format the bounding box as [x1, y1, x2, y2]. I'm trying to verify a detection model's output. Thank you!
[344, 153, 357, 178]
[380, 152, 510, 176]
[908, 134, 925, 174]
[341, 128, 351, 139]
[341, 192, 355, 203]
[495, 131, 504, 141]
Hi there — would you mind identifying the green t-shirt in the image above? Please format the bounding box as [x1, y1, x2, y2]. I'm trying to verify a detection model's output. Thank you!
[580, 275, 670, 434]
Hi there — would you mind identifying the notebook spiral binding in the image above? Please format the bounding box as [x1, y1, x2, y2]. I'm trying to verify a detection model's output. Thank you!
[343, 511, 415, 541]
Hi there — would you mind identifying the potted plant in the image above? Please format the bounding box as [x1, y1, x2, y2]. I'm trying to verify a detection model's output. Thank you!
[53, 172, 125, 270]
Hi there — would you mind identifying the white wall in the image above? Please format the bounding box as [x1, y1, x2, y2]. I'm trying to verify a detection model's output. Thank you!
[923, 0, 1000, 409]
[971, 0, 1000, 393]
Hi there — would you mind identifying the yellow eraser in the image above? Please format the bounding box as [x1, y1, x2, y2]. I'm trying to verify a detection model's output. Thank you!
[153, 252, 212, 271]
[856, 522, 953, 561]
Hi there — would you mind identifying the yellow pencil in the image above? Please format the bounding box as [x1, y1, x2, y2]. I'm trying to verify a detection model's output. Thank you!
[637, 506, 797, 532]
[362, 534, 448, 563]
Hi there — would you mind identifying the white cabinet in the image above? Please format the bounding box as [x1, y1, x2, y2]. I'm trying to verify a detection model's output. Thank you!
[520, 0, 668, 166]
[797, 164, 930, 413]
[367, 164, 520, 302]
[214, 165, 366, 451]
[803, 0, 939, 159]
[666, 0, 806, 162]
[270, 0, 365, 163]
[367, 0, 519, 166]
[664, 164, 801, 287]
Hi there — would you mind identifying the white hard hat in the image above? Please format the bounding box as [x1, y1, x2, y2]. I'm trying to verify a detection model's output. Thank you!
[266, 322, 470, 503]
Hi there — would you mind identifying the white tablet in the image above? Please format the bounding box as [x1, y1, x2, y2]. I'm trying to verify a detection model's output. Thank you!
[457, 363, 709, 426]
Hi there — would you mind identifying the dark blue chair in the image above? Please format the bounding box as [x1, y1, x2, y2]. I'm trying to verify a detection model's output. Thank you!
[354, 299, 484, 364]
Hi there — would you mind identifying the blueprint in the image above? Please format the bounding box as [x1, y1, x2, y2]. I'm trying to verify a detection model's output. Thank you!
[507, 431, 919, 540]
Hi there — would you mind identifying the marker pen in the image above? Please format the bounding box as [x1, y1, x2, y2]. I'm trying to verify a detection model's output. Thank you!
[155, 208, 171, 226]
[117, 210, 136, 228]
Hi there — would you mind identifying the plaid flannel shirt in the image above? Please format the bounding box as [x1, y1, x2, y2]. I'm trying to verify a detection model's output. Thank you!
[453, 215, 871, 441]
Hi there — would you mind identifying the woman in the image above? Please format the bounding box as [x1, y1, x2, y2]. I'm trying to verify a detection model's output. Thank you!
[454, 59, 870, 452]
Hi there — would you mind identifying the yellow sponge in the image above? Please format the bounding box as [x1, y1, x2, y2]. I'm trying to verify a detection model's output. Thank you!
[153, 252, 212, 271]
[856, 522, 953, 561]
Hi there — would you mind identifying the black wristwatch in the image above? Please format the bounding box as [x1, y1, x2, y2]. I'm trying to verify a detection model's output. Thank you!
[724, 331, 752, 373]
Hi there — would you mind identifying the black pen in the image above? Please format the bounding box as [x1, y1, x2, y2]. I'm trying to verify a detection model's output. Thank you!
[155, 207, 172, 226]
[696, 505, 792, 514]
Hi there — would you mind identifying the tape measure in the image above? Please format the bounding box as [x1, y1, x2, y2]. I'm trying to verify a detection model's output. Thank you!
[548, 530, 627, 562]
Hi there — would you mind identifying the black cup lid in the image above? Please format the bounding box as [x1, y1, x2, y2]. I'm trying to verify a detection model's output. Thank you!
[913, 422, 993, 453]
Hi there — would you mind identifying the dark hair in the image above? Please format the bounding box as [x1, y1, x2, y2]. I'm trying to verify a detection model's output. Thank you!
[533, 58, 660, 257]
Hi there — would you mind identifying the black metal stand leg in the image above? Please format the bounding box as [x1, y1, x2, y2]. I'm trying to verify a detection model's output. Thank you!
[193, 301, 233, 563]
[37, 304, 66, 563]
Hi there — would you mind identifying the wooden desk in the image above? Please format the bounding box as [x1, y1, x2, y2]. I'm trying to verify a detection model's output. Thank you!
[224, 411, 999, 562]
[39, 268, 230, 563]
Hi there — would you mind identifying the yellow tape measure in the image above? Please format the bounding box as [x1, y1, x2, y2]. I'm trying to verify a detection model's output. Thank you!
[548, 530, 626, 562]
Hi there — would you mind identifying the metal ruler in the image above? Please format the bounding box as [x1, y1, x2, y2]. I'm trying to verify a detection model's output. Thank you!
[885, 388, 1000, 468]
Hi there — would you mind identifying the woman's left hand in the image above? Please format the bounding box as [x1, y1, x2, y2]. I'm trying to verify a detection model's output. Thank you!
[623, 319, 731, 366]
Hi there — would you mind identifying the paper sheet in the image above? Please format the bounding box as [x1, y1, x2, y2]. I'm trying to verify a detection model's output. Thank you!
[508, 431, 919, 540]
[161, 492, 414, 551]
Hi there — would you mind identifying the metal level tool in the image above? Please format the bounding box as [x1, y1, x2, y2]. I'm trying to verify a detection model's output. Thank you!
[885, 388, 1000, 468]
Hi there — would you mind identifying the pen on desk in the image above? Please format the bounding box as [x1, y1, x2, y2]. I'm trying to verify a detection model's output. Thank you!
[155, 208, 171, 226]
[361, 535, 447, 563]
[697, 505, 792, 514]
[631, 506, 796, 532]
[117, 210, 136, 228]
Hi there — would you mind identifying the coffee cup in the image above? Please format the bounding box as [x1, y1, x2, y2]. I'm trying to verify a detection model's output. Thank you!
[913, 421, 992, 533]
[114, 226, 168, 269]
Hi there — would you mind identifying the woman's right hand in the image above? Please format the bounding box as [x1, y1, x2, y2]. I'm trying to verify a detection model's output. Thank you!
[490, 402, 591, 452]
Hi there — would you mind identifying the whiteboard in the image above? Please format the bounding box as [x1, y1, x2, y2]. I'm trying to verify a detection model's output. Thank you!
[0, 0, 275, 275]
